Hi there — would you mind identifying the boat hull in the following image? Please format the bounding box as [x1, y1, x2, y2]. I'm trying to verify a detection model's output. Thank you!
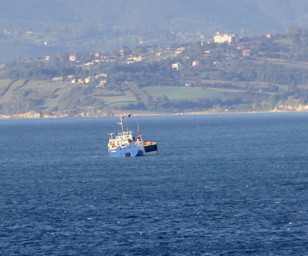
[108, 144, 140, 157]
[144, 144, 158, 154]
[137, 143, 158, 156]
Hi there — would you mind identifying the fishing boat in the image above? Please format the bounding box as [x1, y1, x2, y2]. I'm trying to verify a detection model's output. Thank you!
[108, 115, 158, 157]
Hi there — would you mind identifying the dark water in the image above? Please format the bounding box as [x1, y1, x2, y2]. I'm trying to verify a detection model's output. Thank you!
[0, 113, 307, 255]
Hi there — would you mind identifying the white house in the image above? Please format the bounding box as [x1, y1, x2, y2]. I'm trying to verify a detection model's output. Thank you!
[192, 60, 200, 67]
[171, 62, 182, 71]
[213, 32, 236, 44]
[69, 54, 76, 62]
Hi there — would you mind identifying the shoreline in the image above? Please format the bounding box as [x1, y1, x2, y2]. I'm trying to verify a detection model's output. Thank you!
[1, 109, 308, 120]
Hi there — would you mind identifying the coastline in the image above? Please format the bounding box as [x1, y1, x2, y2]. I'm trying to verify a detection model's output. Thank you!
[1, 109, 308, 119]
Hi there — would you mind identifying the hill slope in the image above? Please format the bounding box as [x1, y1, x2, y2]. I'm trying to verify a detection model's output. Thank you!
[0, 29, 307, 117]
[0, 0, 307, 63]
[1, 0, 307, 31]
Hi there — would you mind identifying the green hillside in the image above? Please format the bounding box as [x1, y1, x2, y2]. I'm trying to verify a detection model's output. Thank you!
[0, 29, 308, 117]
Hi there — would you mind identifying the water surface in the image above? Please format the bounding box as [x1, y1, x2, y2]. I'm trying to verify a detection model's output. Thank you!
[0, 113, 307, 255]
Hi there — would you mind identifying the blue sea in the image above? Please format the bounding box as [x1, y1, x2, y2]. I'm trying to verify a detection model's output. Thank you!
[0, 113, 307, 255]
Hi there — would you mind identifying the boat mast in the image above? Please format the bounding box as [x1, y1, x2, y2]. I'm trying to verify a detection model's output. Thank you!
[118, 116, 124, 134]
[136, 121, 141, 135]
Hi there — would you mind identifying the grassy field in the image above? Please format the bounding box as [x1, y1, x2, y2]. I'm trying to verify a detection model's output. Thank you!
[99, 89, 137, 106]
[142, 86, 226, 101]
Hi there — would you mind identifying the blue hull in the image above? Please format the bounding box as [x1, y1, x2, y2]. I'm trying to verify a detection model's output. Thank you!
[108, 144, 139, 157]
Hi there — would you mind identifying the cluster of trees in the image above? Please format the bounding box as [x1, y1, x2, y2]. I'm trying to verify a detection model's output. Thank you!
[3, 56, 83, 80]
[117, 96, 227, 112]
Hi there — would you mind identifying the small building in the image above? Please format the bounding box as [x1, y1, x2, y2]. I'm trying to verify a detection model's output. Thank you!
[45, 56, 51, 61]
[213, 32, 236, 44]
[85, 62, 94, 66]
[69, 54, 76, 62]
[99, 79, 107, 87]
[175, 47, 185, 55]
[134, 56, 143, 62]
[52, 77, 62, 82]
[242, 49, 251, 57]
[192, 60, 200, 67]
[171, 62, 182, 71]
[84, 77, 91, 84]
[95, 73, 107, 78]
[127, 56, 143, 63]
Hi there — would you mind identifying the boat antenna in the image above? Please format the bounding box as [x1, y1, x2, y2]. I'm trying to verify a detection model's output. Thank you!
[136, 121, 141, 136]
[125, 116, 128, 132]
[117, 116, 124, 133]
[117, 114, 132, 133]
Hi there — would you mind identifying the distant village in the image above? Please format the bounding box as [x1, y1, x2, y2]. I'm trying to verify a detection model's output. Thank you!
[48, 32, 258, 86]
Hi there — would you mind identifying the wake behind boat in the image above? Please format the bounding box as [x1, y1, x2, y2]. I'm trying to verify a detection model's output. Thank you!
[108, 115, 158, 157]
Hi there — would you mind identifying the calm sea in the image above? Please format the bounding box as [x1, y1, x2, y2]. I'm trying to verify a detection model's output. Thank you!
[0, 113, 307, 255]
